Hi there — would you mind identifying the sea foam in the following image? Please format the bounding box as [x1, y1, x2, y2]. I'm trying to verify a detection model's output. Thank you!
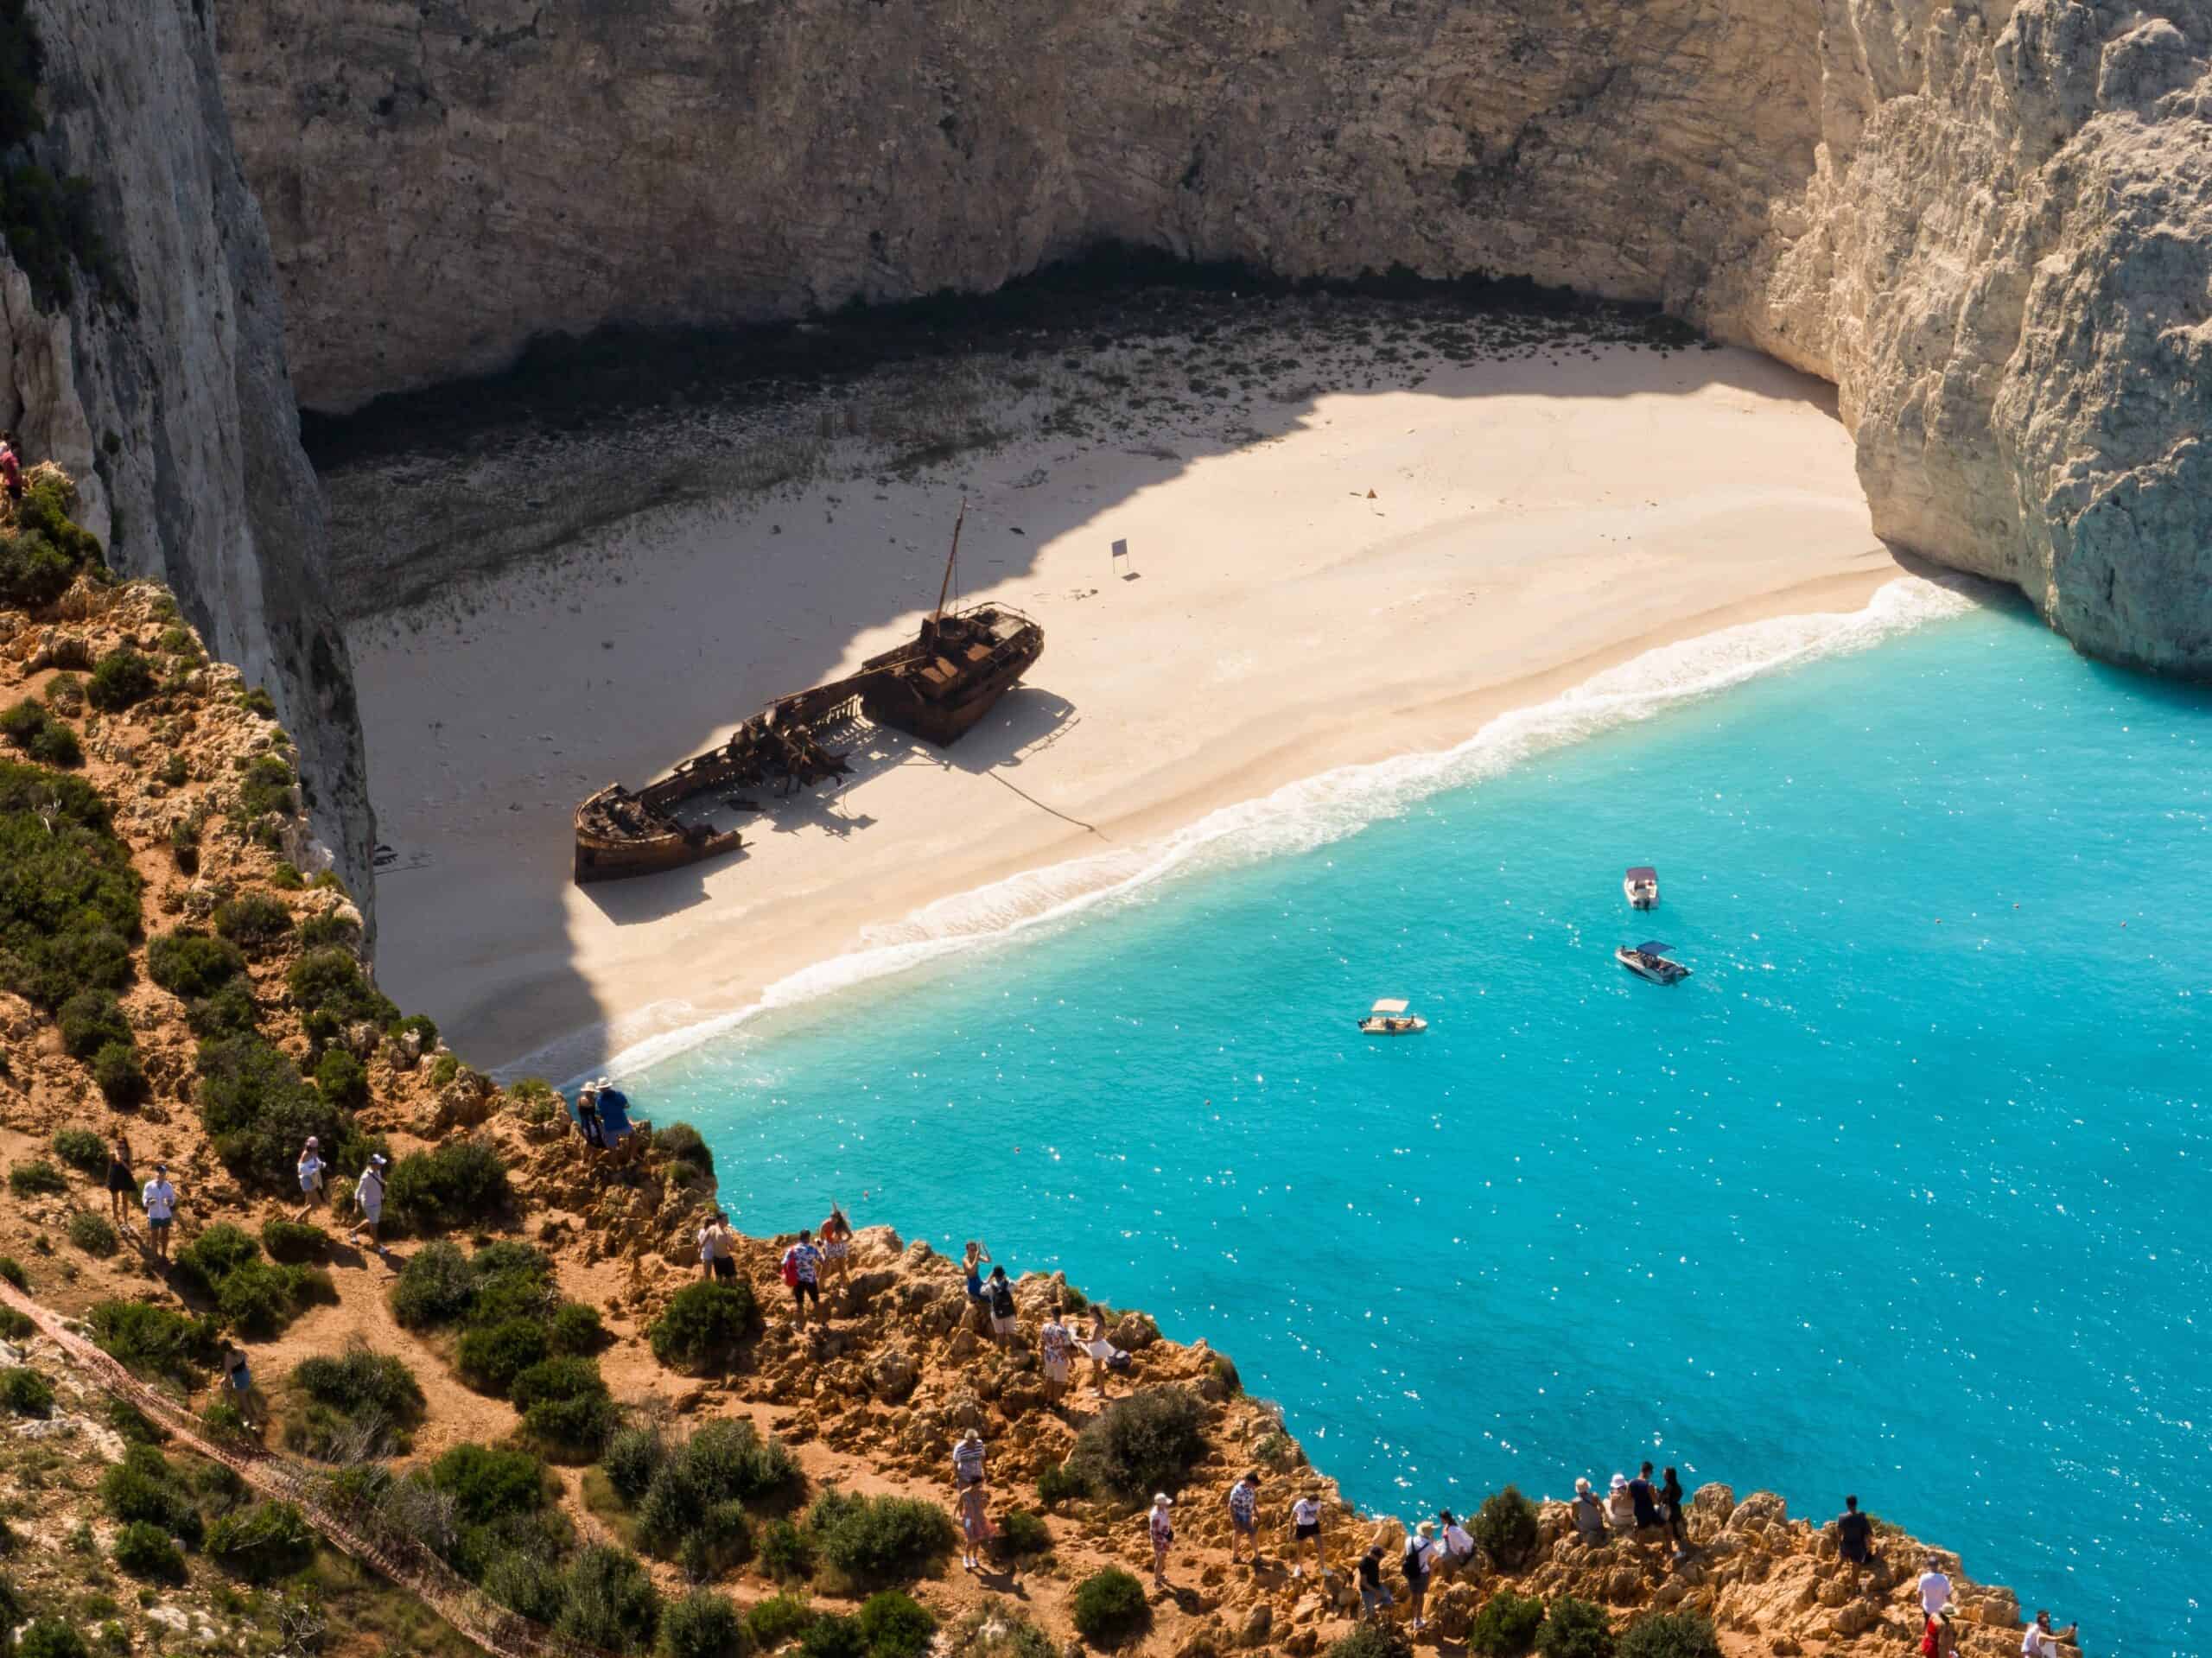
[514, 574, 1980, 1085]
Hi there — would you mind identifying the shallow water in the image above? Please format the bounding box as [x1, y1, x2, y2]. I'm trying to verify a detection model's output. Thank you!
[637, 590, 2210, 1655]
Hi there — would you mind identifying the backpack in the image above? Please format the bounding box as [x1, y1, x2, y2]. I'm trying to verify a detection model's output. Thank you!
[990, 1282, 1016, 1318]
[1403, 1537, 1430, 1582]
[1107, 1350, 1133, 1375]
[780, 1248, 800, 1287]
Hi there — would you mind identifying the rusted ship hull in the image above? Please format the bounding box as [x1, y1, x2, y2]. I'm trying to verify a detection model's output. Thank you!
[573, 601, 1043, 886]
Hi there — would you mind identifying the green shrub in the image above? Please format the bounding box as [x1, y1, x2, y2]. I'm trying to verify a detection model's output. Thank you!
[0, 701, 79, 767]
[632, 1419, 793, 1564]
[0, 759, 141, 1013]
[482, 1549, 565, 1623]
[1539, 1598, 1616, 1658]
[549, 1299, 607, 1356]
[384, 1139, 508, 1234]
[235, 755, 296, 820]
[804, 1489, 954, 1590]
[513, 1356, 617, 1460]
[171, 1220, 260, 1290]
[798, 1616, 864, 1658]
[186, 980, 257, 1040]
[391, 1239, 475, 1327]
[1325, 1630, 1406, 1658]
[99, 1445, 203, 1547]
[758, 1517, 814, 1581]
[313, 1046, 368, 1111]
[0, 1255, 24, 1288]
[0, 1305, 26, 1339]
[392, 1011, 439, 1050]
[259, 1217, 326, 1262]
[89, 1300, 217, 1384]
[146, 930, 245, 998]
[85, 649, 155, 713]
[159, 751, 189, 785]
[297, 911, 360, 950]
[1473, 1484, 1541, 1568]
[292, 1342, 424, 1421]
[0, 1365, 52, 1415]
[212, 893, 291, 950]
[857, 1594, 934, 1658]
[110, 1519, 186, 1582]
[7, 1158, 63, 1196]
[48, 1124, 105, 1174]
[653, 1122, 715, 1177]
[56, 990, 127, 1059]
[196, 1034, 351, 1192]
[456, 1317, 550, 1396]
[16, 1619, 90, 1658]
[998, 1509, 1052, 1555]
[430, 1051, 461, 1087]
[67, 1210, 116, 1255]
[601, 1425, 668, 1503]
[91, 1039, 144, 1104]
[1470, 1591, 1547, 1658]
[205, 1500, 313, 1582]
[1036, 1463, 1087, 1506]
[214, 1257, 329, 1338]
[1615, 1614, 1720, 1658]
[745, 1593, 815, 1651]
[285, 947, 397, 1029]
[240, 685, 277, 719]
[105, 1394, 165, 1445]
[1067, 1386, 1208, 1503]
[556, 1543, 662, 1653]
[647, 1280, 757, 1374]
[661, 1590, 748, 1658]
[1070, 1566, 1150, 1646]
[430, 1443, 551, 1525]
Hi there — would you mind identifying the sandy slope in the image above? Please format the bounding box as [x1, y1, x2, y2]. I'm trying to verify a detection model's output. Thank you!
[350, 334, 1897, 1075]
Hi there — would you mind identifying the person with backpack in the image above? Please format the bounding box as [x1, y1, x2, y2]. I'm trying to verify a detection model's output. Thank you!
[781, 1228, 823, 1325]
[985, 1265, 1020, 1346]
[1834, 1493, 1873, 1585]
[1402, 1519, 1438, 1629]
[1289, 1487, 1326, 1579]
[1225, 1471, 1262, 1566]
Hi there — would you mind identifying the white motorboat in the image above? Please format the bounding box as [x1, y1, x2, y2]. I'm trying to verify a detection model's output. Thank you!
[1358, 997, 1427, 1034]
[1624, 865, 1659, 909]
[1616, 941, 1690, 985]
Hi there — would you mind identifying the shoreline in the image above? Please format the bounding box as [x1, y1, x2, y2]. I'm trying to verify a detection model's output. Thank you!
[349, 320, 1907, 1076]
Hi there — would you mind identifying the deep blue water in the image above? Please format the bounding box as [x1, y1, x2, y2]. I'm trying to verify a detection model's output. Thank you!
[634, 589, 2210, 1655]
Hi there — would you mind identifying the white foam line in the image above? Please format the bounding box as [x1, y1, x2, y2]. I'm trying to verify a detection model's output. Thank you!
[511, 574, 1982, 1087]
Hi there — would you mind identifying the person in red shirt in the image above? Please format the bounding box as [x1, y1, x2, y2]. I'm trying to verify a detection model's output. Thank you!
[0, 432, 22, 505]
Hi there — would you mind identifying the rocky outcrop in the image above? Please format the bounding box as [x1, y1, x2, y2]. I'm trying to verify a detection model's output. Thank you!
[4, 0, 373, 915]
[219, 0, 2212, 672]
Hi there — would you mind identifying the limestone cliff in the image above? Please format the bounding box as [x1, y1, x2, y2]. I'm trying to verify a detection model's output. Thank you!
[3, 0, 373, 913]
[219, 0, 2212, 672]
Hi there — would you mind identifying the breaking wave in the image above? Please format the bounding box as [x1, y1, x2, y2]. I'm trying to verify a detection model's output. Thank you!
[512, 574, 1981, 1085]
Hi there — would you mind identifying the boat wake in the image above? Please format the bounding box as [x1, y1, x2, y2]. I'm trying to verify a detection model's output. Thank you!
[512, 575, 1982, 1085]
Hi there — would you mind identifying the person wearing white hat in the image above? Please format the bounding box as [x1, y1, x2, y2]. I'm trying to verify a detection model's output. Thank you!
[1571, 1477, 1606, 1542]
[1402, 1519, 1438, 1628]
[576, 1082, 606, 1149]
[1147, 1494, 1174, 1586]
[349, 1153, 389, 1254]
[1606, 1472, 1638, 1532]
[294, 1136, 326, 1221]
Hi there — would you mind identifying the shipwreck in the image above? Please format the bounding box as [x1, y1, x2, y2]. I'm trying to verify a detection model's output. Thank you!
[574, 510, 1045, 885]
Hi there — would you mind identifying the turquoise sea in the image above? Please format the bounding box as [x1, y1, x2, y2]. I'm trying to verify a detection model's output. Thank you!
[628, 583, 2209, 1655]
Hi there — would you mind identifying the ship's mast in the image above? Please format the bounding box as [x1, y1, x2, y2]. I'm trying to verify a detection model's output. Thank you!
[930, 499, 966, 635]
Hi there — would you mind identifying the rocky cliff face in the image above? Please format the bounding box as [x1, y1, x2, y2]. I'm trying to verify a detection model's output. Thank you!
[218, 0, 2212, 672]
[4, 0, 373, 914]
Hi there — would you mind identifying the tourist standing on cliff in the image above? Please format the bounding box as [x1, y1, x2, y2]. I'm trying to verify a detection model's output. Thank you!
[1630, 1463, 1663, 1528]
[952, 1426, 987, 1491]
[1147, 1494, 1175, 1587]
[1082, 1311, 1118, 1399]
[0, 434, 22, 505]
[819, 1204, 853, 1287]
[1571, 1477, 1606, 1543]
[1402, 1520, 1437, 1629]
[105, 1133, 134, 1224]
[1289, 1487, 1326, 1579]
[576, 1084, 606, 1149]
[1225, 1471, 1262, 1566]
[1437, 1509, 1477, 1577]
[1835, 1494, 1874, 1583]
[141, 1162, 178, 1263]
[1918, 1556, 1954, 1619]
[294, 1136, 325, 1221]
[1039, 1304, 1074, 1402]
[957, 1477, 993, 1572]
[782, 1229, 823, 1326]
[348, 1154, 388, 1255]
[1662, 1467, 1688, 1550]
[985, 1265, 1020, 1346]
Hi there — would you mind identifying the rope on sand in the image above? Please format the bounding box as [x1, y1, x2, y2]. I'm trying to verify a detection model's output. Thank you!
[0, 1278, 620, 1658]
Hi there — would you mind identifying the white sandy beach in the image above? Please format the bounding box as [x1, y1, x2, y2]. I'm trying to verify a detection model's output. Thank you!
[348, 330, 1900, 1074]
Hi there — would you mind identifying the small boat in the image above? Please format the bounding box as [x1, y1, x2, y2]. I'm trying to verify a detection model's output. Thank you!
[1624, 865, 1659, 909]
[1358, 997, 1427, 1035]
[1616, 941, 1690, 985]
